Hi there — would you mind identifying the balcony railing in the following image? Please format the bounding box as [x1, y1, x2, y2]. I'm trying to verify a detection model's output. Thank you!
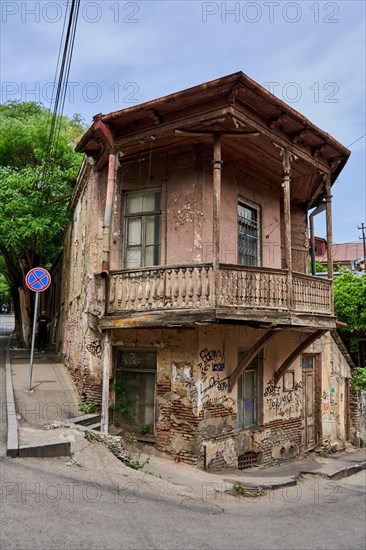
[107, 263, 333, 317]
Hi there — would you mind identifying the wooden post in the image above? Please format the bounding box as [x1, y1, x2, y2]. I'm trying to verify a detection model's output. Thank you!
[325, 175, 333, 280]
[278, 147, 296, 309]
[212, 133, 222, 307]
[101, 330, 111, 434]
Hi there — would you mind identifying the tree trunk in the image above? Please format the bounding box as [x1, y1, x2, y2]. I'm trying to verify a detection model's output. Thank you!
[18, 284, 32, 348]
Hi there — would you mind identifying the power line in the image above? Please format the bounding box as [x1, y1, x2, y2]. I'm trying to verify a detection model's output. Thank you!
[347, 134, 366, 148]
[41, 0, 81, 188]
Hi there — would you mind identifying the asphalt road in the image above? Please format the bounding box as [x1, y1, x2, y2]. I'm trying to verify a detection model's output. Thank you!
[1, 316, 365, 550]
[1, 450, 365, 549]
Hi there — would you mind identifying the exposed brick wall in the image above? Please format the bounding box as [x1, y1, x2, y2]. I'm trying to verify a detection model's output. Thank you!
[64, 357, 102, 406]
[261, 418, 303, 464]
[156, 387, 202, 464]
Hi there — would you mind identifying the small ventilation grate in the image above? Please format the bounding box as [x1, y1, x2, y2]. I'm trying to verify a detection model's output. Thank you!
[238, 452, 260, 470]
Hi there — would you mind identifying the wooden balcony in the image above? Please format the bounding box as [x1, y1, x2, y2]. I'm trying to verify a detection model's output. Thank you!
[102, 263, 334, 329]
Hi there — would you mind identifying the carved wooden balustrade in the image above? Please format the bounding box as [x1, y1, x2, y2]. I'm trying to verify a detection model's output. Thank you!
[108, 264, 213, 313]
[218, 266, 289, 310]
[107, 264, 333, 316]
[292, 272, 333, 315]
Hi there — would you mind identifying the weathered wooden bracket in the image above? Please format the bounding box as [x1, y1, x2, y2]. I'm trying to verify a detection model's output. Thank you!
[273, 329, 326, 385]
[267, 113, 285, 130]
[228, 329, 277, 392]
[291, 129, 307, 145]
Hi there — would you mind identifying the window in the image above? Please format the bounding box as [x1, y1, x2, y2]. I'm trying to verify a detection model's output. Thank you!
[124, 190, 161, 268]
[301, 356, 314, 370]
[237, 355, 261, 429]
[114, 350, 157, 437]
[238, 201, 260, 266]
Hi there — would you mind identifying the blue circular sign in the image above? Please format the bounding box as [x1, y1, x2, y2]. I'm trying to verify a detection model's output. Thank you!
[25, 268, 51, 293]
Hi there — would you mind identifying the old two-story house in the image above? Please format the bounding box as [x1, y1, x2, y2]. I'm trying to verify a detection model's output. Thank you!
[53, 72, 359, 469]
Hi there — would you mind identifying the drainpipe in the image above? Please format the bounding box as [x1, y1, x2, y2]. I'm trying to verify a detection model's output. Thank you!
[100, 149, 118, 434]
[309, 201, 326, 275]
[101, 150, 119, 279]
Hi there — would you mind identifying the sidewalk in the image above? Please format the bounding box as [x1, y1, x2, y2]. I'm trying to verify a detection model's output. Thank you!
[7, 345, 80, 456]
[5, 341, 366, 493]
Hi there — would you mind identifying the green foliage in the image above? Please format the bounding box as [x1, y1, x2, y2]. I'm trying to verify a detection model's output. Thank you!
[334, 273, 366, 367]
[0, 101, 83, 271]
[319, 450, 330, 458]
[78, 402, 96, 414]
[334, 273, 366, 333]
[315, 261, 327, 273]
[84, 432, 96, 443]
[233, 483, 266, 497]
[0, 271, 11, 302]
[111, 377, 138, 421]
[138, 424, 151, 435]
[351, 367, 366, 392]
[122, 453, 151, 471]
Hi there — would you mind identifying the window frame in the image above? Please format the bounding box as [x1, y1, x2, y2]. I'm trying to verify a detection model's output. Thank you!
[123, 189, 162, 269]
[237, 198, 262, 267]
[236, 355, 262, 430]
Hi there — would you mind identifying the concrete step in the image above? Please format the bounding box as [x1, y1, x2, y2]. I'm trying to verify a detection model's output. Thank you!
[69, 413, 101, 426]
[87, 423, 101, 431]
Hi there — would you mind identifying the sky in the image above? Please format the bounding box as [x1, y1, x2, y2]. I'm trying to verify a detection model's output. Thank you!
[1, 0, 365, 243]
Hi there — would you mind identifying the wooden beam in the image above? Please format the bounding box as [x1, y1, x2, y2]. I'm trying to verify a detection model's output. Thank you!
[114, 107, 231, 146]
[325, 174, 333, 281]
[228, 329, 277, 392]
[175, 129, 259, 137]
[228, 106, 331, 173]
[273, 329, 326, 385]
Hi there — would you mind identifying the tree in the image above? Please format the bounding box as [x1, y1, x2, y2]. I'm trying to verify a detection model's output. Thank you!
[0, 102, 84, 346]
[334, 272, 366, 366]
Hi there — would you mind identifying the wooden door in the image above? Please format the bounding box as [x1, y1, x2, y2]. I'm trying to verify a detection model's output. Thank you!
[302, 356, 318, 450]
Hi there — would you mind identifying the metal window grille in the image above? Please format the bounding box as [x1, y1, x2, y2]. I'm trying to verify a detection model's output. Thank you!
[238, 452, 260, 470]
[238, 202, 259, 266]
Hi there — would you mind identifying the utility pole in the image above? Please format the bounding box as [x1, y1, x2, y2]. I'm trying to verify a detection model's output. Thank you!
[358, 223, 366, 266]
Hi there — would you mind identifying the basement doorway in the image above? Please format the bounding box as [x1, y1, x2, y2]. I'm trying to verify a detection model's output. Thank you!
[113, 349, 156, 441]
[301, 354, 320, 450]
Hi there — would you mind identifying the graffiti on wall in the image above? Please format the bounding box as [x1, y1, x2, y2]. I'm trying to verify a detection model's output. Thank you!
[322, 389, 337, 420]
[198, 348, 225, 382]
[86, 340, 102, 358]
[264, 378, 302, 418]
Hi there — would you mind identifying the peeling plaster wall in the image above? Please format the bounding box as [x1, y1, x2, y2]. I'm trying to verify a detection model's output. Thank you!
[195, 326, 304, 469]
[59, 168, 106, 404]
[109, 325, 309, 468]
[309, 333, 352, 446]
[201, 153, 283, 268]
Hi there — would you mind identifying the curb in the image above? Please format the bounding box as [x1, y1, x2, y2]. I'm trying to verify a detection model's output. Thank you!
[5, 344, 19, 458]
[223, 477, 297, 491]
[5, 342, 71, 459]
[222, 461, 366, 492]
[299, 461, 366, 481]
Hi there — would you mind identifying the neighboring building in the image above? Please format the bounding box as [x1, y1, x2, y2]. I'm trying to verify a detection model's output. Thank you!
[52, 72, 358, 469]
[315, 237, 364, 270]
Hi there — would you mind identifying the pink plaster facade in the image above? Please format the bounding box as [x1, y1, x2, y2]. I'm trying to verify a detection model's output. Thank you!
[52, 73, 357, 469]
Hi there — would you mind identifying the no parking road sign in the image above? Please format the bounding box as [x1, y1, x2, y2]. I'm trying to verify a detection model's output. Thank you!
[26, 267, 51, 293]
[25, 267, 51, 390]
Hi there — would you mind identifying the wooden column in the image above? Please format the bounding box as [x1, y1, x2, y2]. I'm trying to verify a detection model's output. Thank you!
[281, 149, 293, 273]
[325, 175, 333, 280]
[212, 134, 222, 307]
[101, 330, 111, 434]
[278, 147, 297, 309]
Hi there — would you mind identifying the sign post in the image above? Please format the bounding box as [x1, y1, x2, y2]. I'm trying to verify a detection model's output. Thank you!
[25, 268, 51, 391]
